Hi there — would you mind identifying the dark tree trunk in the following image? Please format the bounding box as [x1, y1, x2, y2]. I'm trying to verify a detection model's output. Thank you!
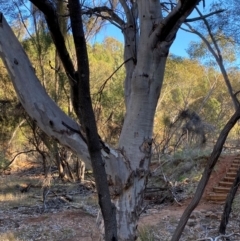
[68, 1, 118, 240]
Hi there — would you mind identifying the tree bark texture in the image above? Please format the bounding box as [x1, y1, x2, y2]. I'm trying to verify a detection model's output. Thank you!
[114, 1, 200, 238]
[68, 0, 118, 240]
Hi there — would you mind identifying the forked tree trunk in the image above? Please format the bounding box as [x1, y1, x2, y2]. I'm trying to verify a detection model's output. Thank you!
[0, 0, 203, 238]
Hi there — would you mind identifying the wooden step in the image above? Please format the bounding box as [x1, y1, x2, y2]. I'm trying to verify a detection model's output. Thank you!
[231, 164, 240, 168]
[218, 181, 233, 187]
[206, 158, 240, 203]
[213, 186, 230, 193]
[228, 167, 238, 172]
[223, 176, 235, 182]
[226, 172, 237, 177]
[206, 193, 227, 201]
[232, 161, 240, 165]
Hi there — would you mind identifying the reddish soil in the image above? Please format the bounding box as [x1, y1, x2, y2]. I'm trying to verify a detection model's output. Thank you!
[1, 154, 239, 241]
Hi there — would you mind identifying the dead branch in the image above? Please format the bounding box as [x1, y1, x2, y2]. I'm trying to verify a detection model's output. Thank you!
[4, 149, 40, 170]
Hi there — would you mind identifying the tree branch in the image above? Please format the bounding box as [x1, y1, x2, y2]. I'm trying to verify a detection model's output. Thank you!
[3, 149, 40, 170]
[182, 8, 240, 110]
[0, 11, 133, 203]
[150, 0, 202, 50]
[0, 12, 91, 168]
[29, 0, 76, 84]
[29, 0, 86, 124]
[185, 9, 225, 22]
[83, 6, 125, 29]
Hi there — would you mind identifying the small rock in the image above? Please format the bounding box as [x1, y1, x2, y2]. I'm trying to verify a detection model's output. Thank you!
[187, 219, 197, 227]
[205, 211, 213, 217]
[190, 210, 202, 219]
[209, 213, 219, 219]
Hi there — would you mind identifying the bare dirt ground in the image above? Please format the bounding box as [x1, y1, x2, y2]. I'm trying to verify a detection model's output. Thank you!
[0, 155, 240, 241]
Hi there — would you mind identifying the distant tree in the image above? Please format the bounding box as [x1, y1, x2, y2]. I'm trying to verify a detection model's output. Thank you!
[155, 56, 220, 152]
[185, 2, 240, 110]
[89, 38, 125, 144]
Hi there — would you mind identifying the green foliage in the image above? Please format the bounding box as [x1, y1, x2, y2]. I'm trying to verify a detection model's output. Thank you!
[0, 152, 10, 170]
[89, 37, 125, 144]
[202, 98, 221, 122]
[0, 60, 22, 151]
[187, 34, 238, 65]
[1, 20, 240, 155]
[187, 41, 207, 59]
[171, 88, 183, 104]
[162, 115, 171, 127]
[154, 53, 240, 152]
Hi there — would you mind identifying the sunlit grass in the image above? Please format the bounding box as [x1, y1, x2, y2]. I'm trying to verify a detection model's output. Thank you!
[172, 147, 211, 162]
[192, 173, 202, 182]
[0, 174, 42, 209]
[0, 192, 27, 202]
[0, 192, 37, 209]
[0, 232, 19, 241]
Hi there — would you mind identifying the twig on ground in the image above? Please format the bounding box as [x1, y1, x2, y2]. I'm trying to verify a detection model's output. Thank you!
[197, 232, 240, 241]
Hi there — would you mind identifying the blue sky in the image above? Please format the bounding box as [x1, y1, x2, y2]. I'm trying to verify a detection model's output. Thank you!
[18, 0, 204, 58]
[92, 2, 209, 58]
[170, 29, 200, 57]
[92, 23, 200, 58]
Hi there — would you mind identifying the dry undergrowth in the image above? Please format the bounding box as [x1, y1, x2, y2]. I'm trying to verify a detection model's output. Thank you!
[0, 158, 100, 241]
[1, 155, 240, 241]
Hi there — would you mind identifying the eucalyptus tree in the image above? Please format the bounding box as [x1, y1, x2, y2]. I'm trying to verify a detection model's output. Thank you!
[184, 1, 240, 110]
[0, 0, 215, 240]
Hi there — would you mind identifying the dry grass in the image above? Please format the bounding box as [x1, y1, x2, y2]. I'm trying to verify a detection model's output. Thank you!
[0, 180, 39, 210]
[138, 225, 156, 241]
[1, 154, 240, 241]
[0, 232, 18, 241]
[0, 167, 100, 241]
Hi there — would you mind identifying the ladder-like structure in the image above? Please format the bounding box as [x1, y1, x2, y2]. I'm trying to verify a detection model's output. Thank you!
[206, 157, 240, 202]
